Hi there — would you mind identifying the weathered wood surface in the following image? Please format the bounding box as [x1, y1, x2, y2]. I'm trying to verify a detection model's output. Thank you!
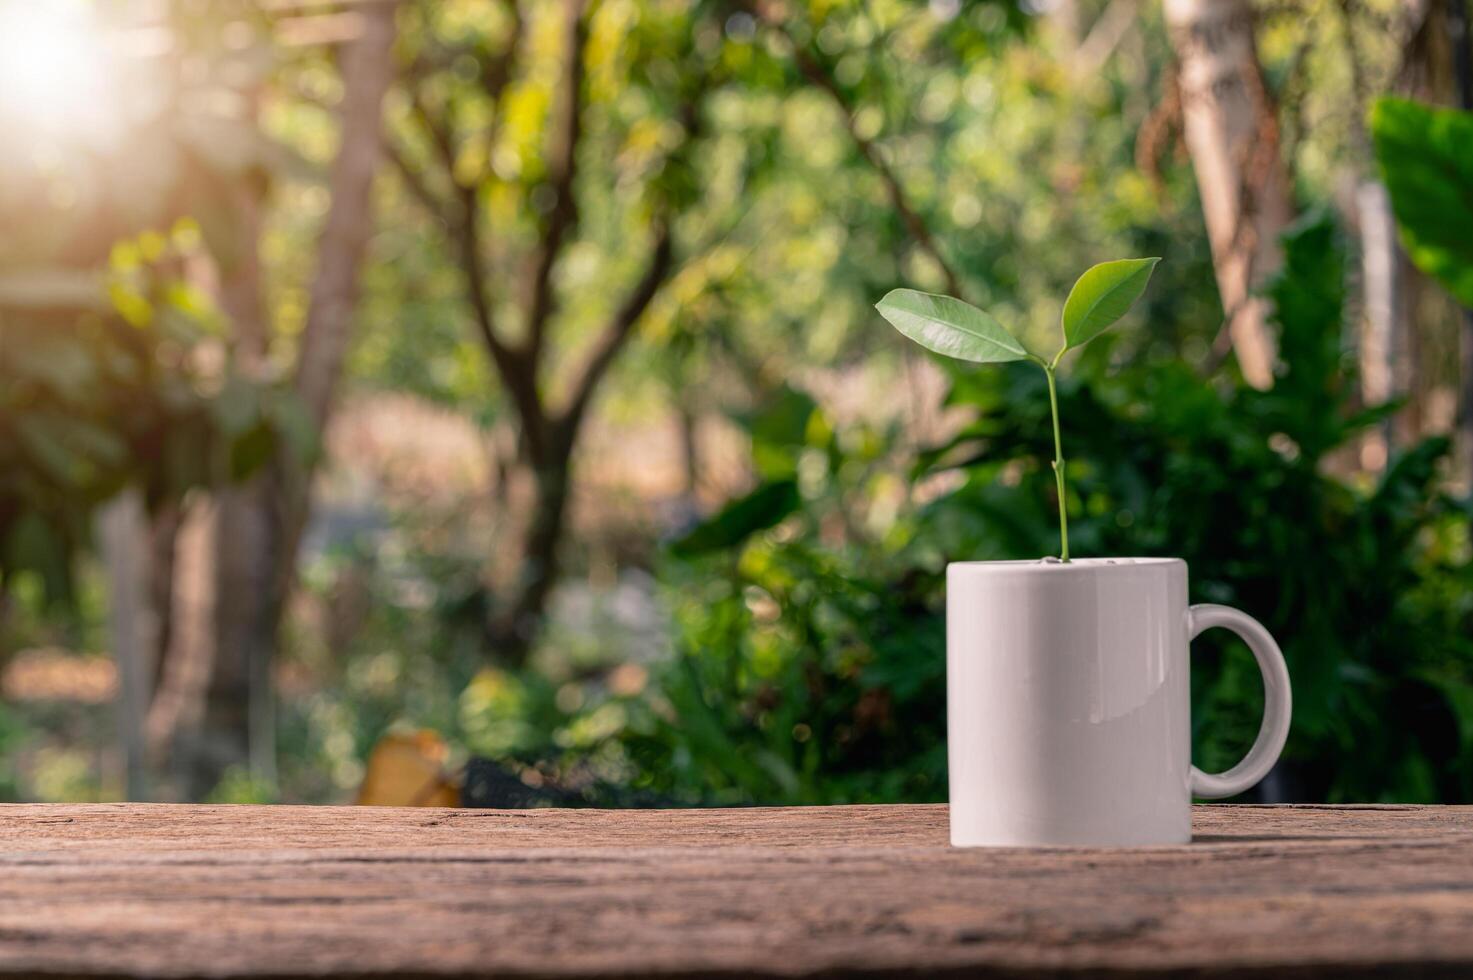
[2, 803, 1472, 977]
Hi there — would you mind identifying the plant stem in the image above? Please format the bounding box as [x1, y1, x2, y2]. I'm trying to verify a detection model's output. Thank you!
[1043, 364, 1069, 562]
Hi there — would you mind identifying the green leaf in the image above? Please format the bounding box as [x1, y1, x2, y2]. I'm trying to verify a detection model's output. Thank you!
[2, 514, 74, 604]
[874, 289, 1029, 364]
[228, 423, 277, 481]
[15, 416, 86, 485]
[263, 390, 320, 466]
[1060, 257, 1160, 350]
[740, 385, 820, 480]
[211, 374, 261, 437]
[1371, 97, 1473, 308]
[669, 480, 801, 558]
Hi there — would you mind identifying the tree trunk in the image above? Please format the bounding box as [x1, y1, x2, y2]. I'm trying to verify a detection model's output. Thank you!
[1356, 179, 1401, 471]
[279, 0, 400, 587]
[486, 457, 573, 667]
[1164, 0, 1294, 389]
[678, 402, 700, 502]
[184, 1, 399, 799]
[96, 489, 158, 801]
[146, 503, 182, 700]
[1452, 0, 1473, 487]
[146, 495, 218, 793]
[187, 142, 272, 798]
[293, 2, 400, 439]
[196, 481, 277, 797]
[393, 2, 697, 668]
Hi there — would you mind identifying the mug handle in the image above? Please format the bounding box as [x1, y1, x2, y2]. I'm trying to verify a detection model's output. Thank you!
[1187, 603, 1293, 799]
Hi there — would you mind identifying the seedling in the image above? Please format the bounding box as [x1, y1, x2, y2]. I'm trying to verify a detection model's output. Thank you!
[876, 258, 1160, 562]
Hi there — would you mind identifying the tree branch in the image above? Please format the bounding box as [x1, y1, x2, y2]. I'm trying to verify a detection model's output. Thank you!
[558, 221, 675, 440]
[466, 0, 524, 186]
[408, 78, 461, 184]
[1072, 0, 1140, 79]
[553, 73, 712, 440]
[755, 12, 965, 300]
[523, 0, 589, 365]
[482, 0, 523, 109]
[384, 138, 452, 219]
[407, 81, 526, 409]
[402, 39, 545, 445]
[454, 191, 548, 456]
[294, 4, 397, 429]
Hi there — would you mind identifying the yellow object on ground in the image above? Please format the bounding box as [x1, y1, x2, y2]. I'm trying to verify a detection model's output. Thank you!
[356, 731, 459, 807]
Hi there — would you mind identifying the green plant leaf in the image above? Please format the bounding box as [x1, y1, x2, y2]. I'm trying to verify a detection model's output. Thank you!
[1060, 257, 1160, 350]
[1371, 97, 1473, 308]
[874, 289, 1029, 364]
[740, 385, 821, 480]
[669, 480, 801, 558]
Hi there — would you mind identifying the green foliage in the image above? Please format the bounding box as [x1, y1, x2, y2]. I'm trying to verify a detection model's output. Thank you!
[0, 704, 22, 801]
[2, 0, 1466, 811]
[1371, 97, 1473, 307]
[1060, 258, 1162, 351]
[206, 768, 279, 805]
[936, 215, 1473, 801]
[0, 226, 300, 602]
[425, 382, 940, 805]
[622, 394, 948, 805]
[624, 215, 1472, 806]
[873, 290, 1029, 363]
[874, 258, 1162, 368]
[629, 538, 946, 804]
[876, 258, 1159, 560]
[669, 481, 801, 559]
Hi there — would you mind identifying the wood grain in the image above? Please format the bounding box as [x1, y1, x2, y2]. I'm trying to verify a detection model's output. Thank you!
[1, 803, 1471, 977]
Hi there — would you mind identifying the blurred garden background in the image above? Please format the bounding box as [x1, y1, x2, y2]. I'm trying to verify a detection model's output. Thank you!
[1, 0, 1471, 807]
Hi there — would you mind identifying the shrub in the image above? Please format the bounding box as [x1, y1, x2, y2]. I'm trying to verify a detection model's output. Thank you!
[630, 215, 1473, 804]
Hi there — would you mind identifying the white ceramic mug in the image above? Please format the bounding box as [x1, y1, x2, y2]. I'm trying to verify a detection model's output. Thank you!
[947, 558, 1291, 846]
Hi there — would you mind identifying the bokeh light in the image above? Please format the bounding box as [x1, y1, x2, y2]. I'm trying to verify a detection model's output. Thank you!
[0, 0, 115, 140]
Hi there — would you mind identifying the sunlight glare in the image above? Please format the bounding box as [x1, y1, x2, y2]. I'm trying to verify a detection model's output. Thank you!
[0, 0, 114, 139]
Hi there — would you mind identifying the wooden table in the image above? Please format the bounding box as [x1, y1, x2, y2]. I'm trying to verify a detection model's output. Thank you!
[2, 803, 1472, 977]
